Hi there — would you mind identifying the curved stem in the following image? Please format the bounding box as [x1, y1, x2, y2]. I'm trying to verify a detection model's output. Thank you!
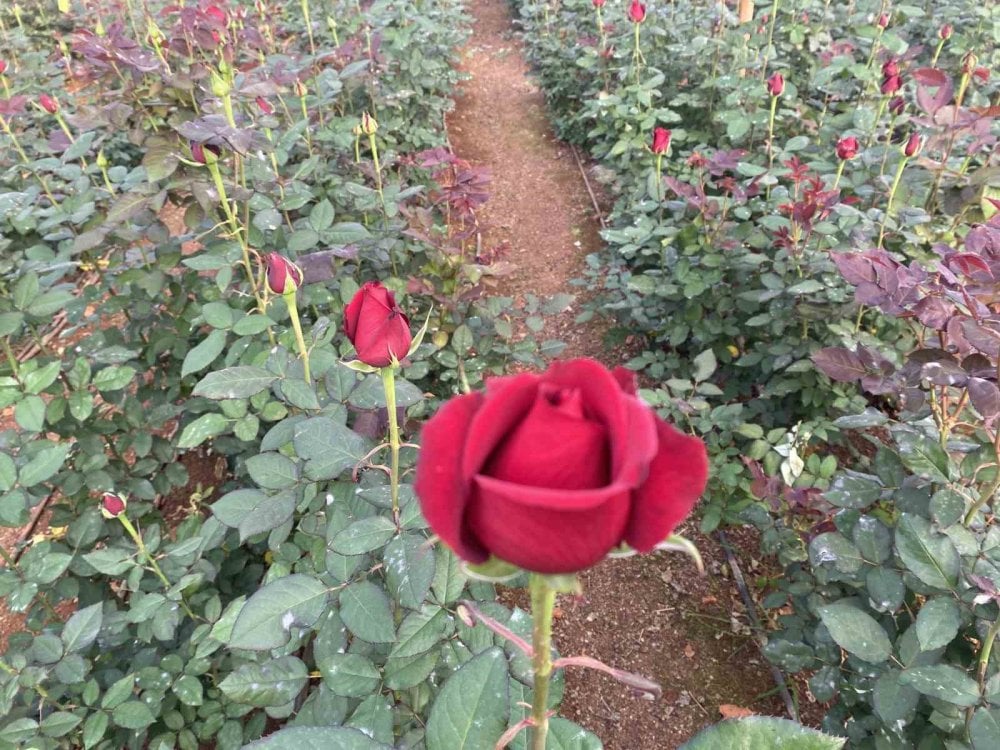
[381, 366, 401, 525]
[119, 516, 198, 621]
[284, 291, 311, 384]
[530, 574, 556, 750]
[877, 155, 908, 249]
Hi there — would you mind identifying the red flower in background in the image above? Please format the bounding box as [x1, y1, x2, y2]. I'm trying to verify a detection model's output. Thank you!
[651, 127, 671, 155]
[39, 94, 58, 113]
[255, 96, 274, 115]
[343, 282, 413, 368]
[0, 60, 7, 75]
[903, 132, 922, 157]
[938, 24, 952, 40]
[415, 359, 708, 574]
[881, 74, 903, 95]
[836, 136, 859, 160]
[593, 0, 606, 7]
[265, 252, 303, 295]
[767, 72, 784, 96]
[627, 0, 646, 23]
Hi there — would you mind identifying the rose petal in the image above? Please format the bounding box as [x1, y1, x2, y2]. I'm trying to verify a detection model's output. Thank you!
[470, 475, 633, 573]
[625, 419, 708, 551]
[415, 393, 489, 563]
[461, 372, 540, 481]
[612, 366, 638, 395]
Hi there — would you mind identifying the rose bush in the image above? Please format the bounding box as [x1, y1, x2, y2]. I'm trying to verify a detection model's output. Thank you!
[416, 358, 708, 573]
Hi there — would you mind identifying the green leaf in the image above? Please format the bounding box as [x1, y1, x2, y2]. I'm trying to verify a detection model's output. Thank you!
[971, 707, 1000, 750]
[288, 228, 319, 253]
[817, 601, 892, 663]
[319, 653, 381, 697]
[866, 568, 905, 612]
[14, 395, 46, 432]
[873, 670, 919, 726]
[896, 513, 960, 590]
[330, 516, 397, 555]
[678, 717, 845, 749]
[389, 606, 448, 660]
[228, 574, 329, 650]
[193, 366, 277, 399]
[111, 701, 156, 730]
[692, 349, 717, 382]
[384, 534, 436, 609]
[18, 444, 71, 487]
[246, 452, 299, 490]
[278, 379, 320, 410]
[340, 581, 396, 643]
[92, 366, 136, 392]
[243, 727, 391, 750]
[13, 272, 39, 310]
[0, 453, 15, 492]
[211, 489, 297, 543]
[0, 718, 39, 744]
[233, 314, 274, 336]
[22, 361, 61, 395]
[916, 596, 961, 651]
[900, 664, 980, 707]
[219, 655, 308, 707]
[293, 416, 371, 481]
[809, 532, 863, 574]
[172, 674, 204, 706]
[182, 329, 228, 377]
[425, 647, 509, 750]
[327, 222, 370, 245]
[61, 602, 102, 653]
[894, 429, 951, 482]
[546, 718, 604, 749]
[177, 413, 230, 449]
[824, 471, 882, 510]
[82, 711, 108, 749]
[347, 375, 424, 409]
[309, 199, 335, 231]
[40, 711, 82, 737]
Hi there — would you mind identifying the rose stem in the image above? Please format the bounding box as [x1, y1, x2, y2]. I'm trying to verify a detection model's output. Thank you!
[283, 290, 311, 384]
[117, 515, 198, 620]
[877, 152, 909, 249]
[530, 574, 556, 750]
[381, 365, 401, 527]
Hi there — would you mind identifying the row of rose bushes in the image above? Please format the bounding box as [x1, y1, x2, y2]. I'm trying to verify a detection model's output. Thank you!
[0, 0, 589, 748]
[512, 0, 1000, 746]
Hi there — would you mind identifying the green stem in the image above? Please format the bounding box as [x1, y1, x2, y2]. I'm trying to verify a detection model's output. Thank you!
[655, 153, 663, 201]
[766, 95, 778, 199]
[831, 159, 846, 192]
[119, 516, 198, 620]
[979, 618, 1000, 684]
[283, 291, 311, 384]
[530, 574, 556, 750]
[300, 0, 315, 54]
[761, 0, 780, 74]
[877, 155, 908, 249]
[965, 473, 1000, 526]
[380, 366, 401, 524]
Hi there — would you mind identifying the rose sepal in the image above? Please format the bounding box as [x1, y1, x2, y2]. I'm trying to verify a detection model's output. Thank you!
[342, 359, 380, 374]
[405, 307, 433, 359]
[605, 533, 704, 573]
[539, 573, 582, 595]
[461, 556, 522, 583]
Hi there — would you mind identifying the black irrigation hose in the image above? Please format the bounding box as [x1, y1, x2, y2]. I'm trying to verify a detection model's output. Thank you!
[716, 529, 799, 722]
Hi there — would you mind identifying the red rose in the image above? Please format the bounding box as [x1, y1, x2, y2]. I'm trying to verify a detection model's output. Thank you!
[100, 492, 127, 519]
[627, 0, 645, 23]
[593, 0, 606, 7]
[767, 72, 785, 97]
[938, 24, 952, 40]
[39, 94, 58, 114]
[265, 252, 303, 295]
[343, 281, 412, 368]
[877, 12, 890, 29]
[415, 359, 708, 574]
[836, 136, 859, 160]
[881, 74, 903, 95]
[651, 127, 671, 155]
[903, 132, 922, 158]
[255, 96, 273, 115]
[190, 141, 221, 164]
[882, 59, 899, 78]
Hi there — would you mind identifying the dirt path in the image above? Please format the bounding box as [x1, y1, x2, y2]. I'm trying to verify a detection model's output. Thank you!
[446, 2, 795, 747]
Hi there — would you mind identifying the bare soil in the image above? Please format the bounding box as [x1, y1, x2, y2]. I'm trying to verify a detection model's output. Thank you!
[447, 2, 802, 746]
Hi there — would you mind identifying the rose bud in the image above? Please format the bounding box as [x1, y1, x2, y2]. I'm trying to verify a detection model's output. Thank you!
[888, 96, 905, 115]
[360, 111, 378, 135]
[651, 127, 671, 155]
[343, 281, 412, 368]
[264, 252, 303, 295]
[294, 80, 307, 97]
[836, 136, 859, 160]
[255, 96, 273, 115]
[190, 141, 221, 164]
[962, 51, 979, 76]
[903, 132, 922, 158]
[877, 12, 889, 29]
[882, 59, 899, 77]
[593, 0, 606, 6]
[39, 94, 58, 113]
[0, 60, 7, 75]
[767, 72, 785, 97]
[415, 359, 708, 574]
[881, 74, 903, 95]
[938, 24, 952, 40]
[627, 0, 646, 23]
[100, 492, 127, 519]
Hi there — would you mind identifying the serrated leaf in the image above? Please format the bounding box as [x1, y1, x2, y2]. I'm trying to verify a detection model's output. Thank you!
[293, 416, 371, 481]
[211, 488, 297, 542]
[318, 653, 380, 697]
[61, 602, 102, 653]
[182, 329, 228, 377]
[219, 655, 308, 706]
[425, 647, 509, 750]
[916, 597, 960, 651]
[228, 574, 329, 650]
[193, 366, 277, 399]
[692, 349, 717, 382]
[18, 444, 71, 487]
[243, 727, 391, 750]
[900, 664, 980, 707]
[246, 452, 299, 490]
[177, 413, 230, 449]
[824, 471, 882, 510]
[340, 581, 396, 643]
[111, 701, 155, 730]
[894, 429, 951, 483]
[873, 670, 919, 725]
[389, 606, 448, 660]
[817, 601, 892, 663]
[896, 513, 960, 590]
[384, 534, 436, 608]
[679, 717, 845, 749]
[330, 516, 397, 555]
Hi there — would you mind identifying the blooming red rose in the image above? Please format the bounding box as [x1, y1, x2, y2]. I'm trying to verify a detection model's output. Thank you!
[343, 281, 412, 368]
[767, 72, 784, 97]
[265, 252, 303, 295]
[627, 0, 645, 23]
[836, 136, 859, 160]
[415, 359, 708, 574]
[938, 24, 952, 40]
[651, 127, 671, 155]
[881, 74, 903, 95]
[100, 492, 127, 519]
[39, 94, 58, 114]
[903, 132, 922, 158]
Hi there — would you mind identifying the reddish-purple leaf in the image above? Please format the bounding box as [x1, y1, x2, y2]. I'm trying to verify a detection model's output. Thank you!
[949, 253, 994, 279]
[813, 348, 867, 382]
[968, 378, 1000, 419]
[962, 320, 1000, 357]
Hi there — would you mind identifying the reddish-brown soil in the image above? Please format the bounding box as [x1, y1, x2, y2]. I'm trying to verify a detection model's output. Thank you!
[447, 2, 801, 747]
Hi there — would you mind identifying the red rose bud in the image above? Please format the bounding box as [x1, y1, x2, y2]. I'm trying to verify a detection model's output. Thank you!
[593, 0, 606, 7]
[343, 281, 412, 368]
[190, 142, 221, 164]
[888, 96, 905, 115]
[39, 94, 58, 113]
[767, 72, 784, 96]
[100, 492, 127, 519]
[265, 252, 303, 295]
[415, 359, 708, 574]
[962, 51, 979, 76]
[938, 24, 952, 40]
[627, 0, 645, 23]
[903, 132, 922, 158]
[255, 96, 273, 115]
[0, 60, 7, 75]
[882, 59, 899, 77]
[836, 136, 859, 160]
[881, 74, 903, 95]
[651, 127, 671, 155]
[877, 12, 889, 29]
